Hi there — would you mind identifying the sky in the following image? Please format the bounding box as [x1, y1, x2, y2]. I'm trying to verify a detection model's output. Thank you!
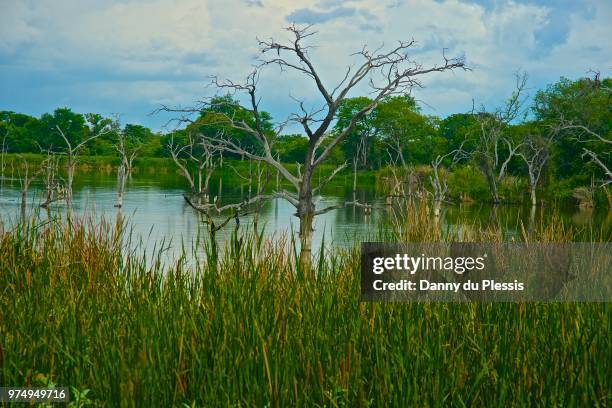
[0, 0, 610, 133]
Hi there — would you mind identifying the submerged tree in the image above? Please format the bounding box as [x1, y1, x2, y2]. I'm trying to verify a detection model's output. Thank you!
[16, 156, 44, 213]
[114, 122, 142, 208]
[39, 150, 63, 208]
[168, 131, 221, 200]
[55, 126, 107, 206]
[429, 144, 466, 217]
[161, 25, 466, 275]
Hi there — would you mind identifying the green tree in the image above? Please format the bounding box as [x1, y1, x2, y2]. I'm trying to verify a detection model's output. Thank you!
[374, 95, 441, 166]
[438, 113, 478, 155]
[85, 113, 116, 155]
[533, 76, 611, 185]
[273, 134, 308, 163]
[188, 95, 274, 157]
[39, 108, 87, 152]
[0, 111, 41, 153]
[124, 124, 163, 157]
[333, 97, 377, 168]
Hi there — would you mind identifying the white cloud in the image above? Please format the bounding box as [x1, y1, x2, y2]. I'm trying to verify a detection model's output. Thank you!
[0, 0, 610, 129]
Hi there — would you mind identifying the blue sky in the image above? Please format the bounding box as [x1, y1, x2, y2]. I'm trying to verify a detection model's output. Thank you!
[0, 0, 610, 132]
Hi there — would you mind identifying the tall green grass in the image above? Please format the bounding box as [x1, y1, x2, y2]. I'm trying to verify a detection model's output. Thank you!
[0, 212, 609, 406]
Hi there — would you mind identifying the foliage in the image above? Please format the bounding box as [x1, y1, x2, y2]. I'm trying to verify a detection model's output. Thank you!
[446, 164, 490, 200]
[272, 134, 308, 163]
[533, 76, 611, 182]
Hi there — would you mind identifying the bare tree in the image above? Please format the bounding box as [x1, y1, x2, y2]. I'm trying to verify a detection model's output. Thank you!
[55, 125, 108, 206]
[517, 131, 555, 206]
[160, 25, 466, 275]
[16, 156, 44, 211]
[199, 139, 221, 202]
[39, 150, 63, 208]
[429, 144, 466, 217]
[352, 136, 367, 201]
[383, 149, 404, 205]
[114, 126, 141, 208]
[472, 72, 528, 204]
[168, 132, 221, 199]
[581, 149, 612, 186]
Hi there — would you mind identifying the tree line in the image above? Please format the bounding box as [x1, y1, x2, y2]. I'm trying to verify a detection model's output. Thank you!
[2, 74, 608, 200]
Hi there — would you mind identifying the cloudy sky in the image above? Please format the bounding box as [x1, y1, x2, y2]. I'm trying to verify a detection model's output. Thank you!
[1, 0, 610, 132]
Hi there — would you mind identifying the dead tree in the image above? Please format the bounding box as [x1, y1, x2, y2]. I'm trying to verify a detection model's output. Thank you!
[383, 149, 404, 205]
[39, 150, 63, 208]
[56, 125, 108, 206]
[200, 140, 221, 202]
[472, 73, 528, 204]
[183, 191, 275, 262]
[581, 149, 611, 186]
[169, 132, 220, 199]
[517, 132, 555, 206]
[16, 156, 43, 210]
[429, 144, 466, 217]
[114, 127, 141, 208]
[169, 136, 196, 193]
[116, 160, 127, 208]
[352, 136, 367, 201]
[160, 25, 466, 276]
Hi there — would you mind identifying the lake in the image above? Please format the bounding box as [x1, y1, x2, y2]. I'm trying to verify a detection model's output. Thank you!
[0, 169, 609, 264]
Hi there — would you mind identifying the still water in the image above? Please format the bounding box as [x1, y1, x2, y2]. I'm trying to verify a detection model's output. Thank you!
[0, 170, 609, 263]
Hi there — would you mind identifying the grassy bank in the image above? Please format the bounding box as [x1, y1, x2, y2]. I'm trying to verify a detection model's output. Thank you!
[0, 208, 609, 406]
[0, 152, 177, 174]
[0, 152, 364, 187]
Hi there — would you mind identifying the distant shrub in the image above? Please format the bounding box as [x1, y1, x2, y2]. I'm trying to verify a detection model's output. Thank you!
[447, 165, 489, 201]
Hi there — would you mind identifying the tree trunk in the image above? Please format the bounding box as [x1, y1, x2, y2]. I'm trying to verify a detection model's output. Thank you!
[352, 160, 358, 202]
[207, 213, 219, 269]
[298, 209, 314, 276]
[530, 186, 537, 207]
[479, 159, 500, 204]
[21, 188, 27, 209]
[66, 159, 75, 207]
[297, 174, 315, 277]
[528, 203, 536, 234]
[42, 184, 52, 208]
[248, 161, 252, 199]
[204, 171, 213, 203]
[433, 199, 442, 218]
[198, 166, 203, 195]
[276, 168, 280, 191]
[115, 163, 126, 208]
[486, 169, 500, 204]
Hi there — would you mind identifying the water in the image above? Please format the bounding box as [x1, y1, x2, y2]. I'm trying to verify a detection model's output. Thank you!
[1, 169, 609, 264]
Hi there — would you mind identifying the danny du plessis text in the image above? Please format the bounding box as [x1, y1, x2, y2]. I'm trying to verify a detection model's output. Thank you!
[360, 243, 611, 302]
